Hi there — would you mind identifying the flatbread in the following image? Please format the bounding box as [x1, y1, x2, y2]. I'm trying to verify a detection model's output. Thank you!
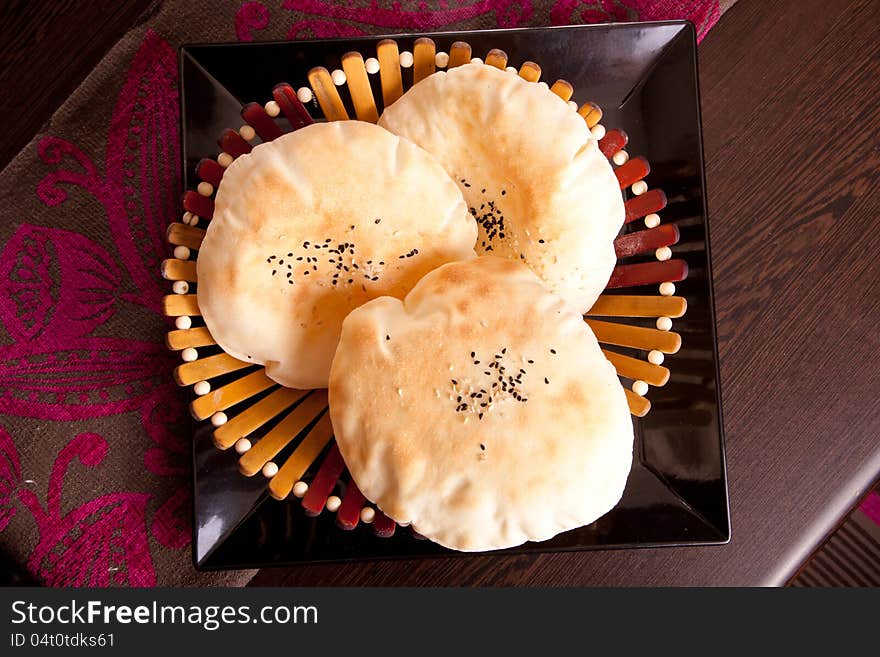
[197, 121, 477, 389]
[378, 63, 624, 314]
[329, 256, 634, 552]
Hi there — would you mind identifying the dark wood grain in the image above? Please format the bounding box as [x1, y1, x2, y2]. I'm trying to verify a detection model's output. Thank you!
[0, 0, 156, 170]
[1, 0, 877, 586]
[251, 0, 880, 586]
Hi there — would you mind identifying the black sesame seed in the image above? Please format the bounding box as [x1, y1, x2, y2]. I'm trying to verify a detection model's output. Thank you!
[538, 239, 545, 244]
[544, 377, 549, 384]
[501, 189, 506, 195]
[303, 270, 310, 275]
[480, 444, 486, 450]
[451, 379, 458, 385]
[375, 218, 381, 224]
[527, 359, 534, 364]
[478, 412, 483, 419]
[550, 348, 557, 354]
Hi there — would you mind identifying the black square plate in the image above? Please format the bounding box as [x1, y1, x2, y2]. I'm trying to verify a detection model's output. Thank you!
[181, 21, 729, 570]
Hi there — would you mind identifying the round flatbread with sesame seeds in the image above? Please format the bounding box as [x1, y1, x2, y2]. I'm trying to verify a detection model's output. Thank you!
[197, 121, 477, 389]
[329, 256, 633, 552]
[378, 62, 624, 314]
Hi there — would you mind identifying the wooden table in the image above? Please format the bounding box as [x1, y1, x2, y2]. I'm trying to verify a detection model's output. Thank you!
[3, 0, 878, 586]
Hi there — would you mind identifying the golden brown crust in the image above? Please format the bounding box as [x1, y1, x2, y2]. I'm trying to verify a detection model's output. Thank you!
[197, 122, 477, 389]
[378, 63, 624, 313]
[329, 257, 634, 552]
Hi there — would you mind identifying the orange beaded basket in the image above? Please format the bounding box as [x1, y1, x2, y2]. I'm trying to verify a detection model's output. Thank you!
[163, 37, 687, 535]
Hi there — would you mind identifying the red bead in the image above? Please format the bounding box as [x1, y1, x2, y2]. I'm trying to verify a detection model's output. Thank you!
[241, 102, 283, 142]
[195, 158, 224, 188]
[598, 129, 628, 158]
[301, 444, 346, 516]
[218, 129, 252, 158]
[614, 155, 650, 189]
[272, 83, 314, 130]
[336, 478, 367, 530]
[614, 224, 680, 259]
[624, 188, 667, 223]
[607, 259, 688, 289]
[183, 190, 214, 219]
[372, 511, 396, 538]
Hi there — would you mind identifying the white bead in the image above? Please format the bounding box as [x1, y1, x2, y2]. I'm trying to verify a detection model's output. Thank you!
[648, 350, 665, 365]
[217, 152, 233, 168]
[568, 100, 578, 110]
[238, 125, 256, 141]
[505, 66, 517, 73]
[590, 124, 606, 140]
[210, 411, 227, 427]
[193, 380, 211, 396]
[182, 211, 195, 224]
[435, 52, 449, 67]
[197, 181, 213, 197]
[365, 58, 380, 74]
[656, 316, 673, 331]
[172, 280, 189, 295]
[292, 481, 309, 498]
[360, 507, 376, 523]
[632, 380, 649, 396]
[175, 315, 192, 330]
[181, 347, 198, 362]
[655, 246, 672, 261]
[264, 100, 280, 117]
[399, 51, 414, 68]
[188, 216, 199, 227]
[325, 495, 342, 512]
[296, 86, 313, 103]
[331, 68, 347, 85]
[470, 57, 483, 65]
[397, 520, 410, 527]
[261, 462, 279, 478]
[644, 213, 661, 228]
[659, 282, 676, 296]
[234, 438, 251, 454]
[612, 150, 629, 166]
[537, 81, 549, 90]
[631, 180, 648, 195]
[173, 245, 191, 260]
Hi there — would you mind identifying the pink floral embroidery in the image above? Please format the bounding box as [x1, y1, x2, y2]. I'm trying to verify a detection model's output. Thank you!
[235, 1, 271, 41]
[235, 0, 536, 40]
[141, 394, 191, 549]
[14, 432, 156, 587]
[551, 0, 721, 41]
[0, 427, 21, 534]
[0, 30, 186, 586]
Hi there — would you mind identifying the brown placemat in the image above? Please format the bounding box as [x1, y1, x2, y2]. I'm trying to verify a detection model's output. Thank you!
[0, 0, 732, 587]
